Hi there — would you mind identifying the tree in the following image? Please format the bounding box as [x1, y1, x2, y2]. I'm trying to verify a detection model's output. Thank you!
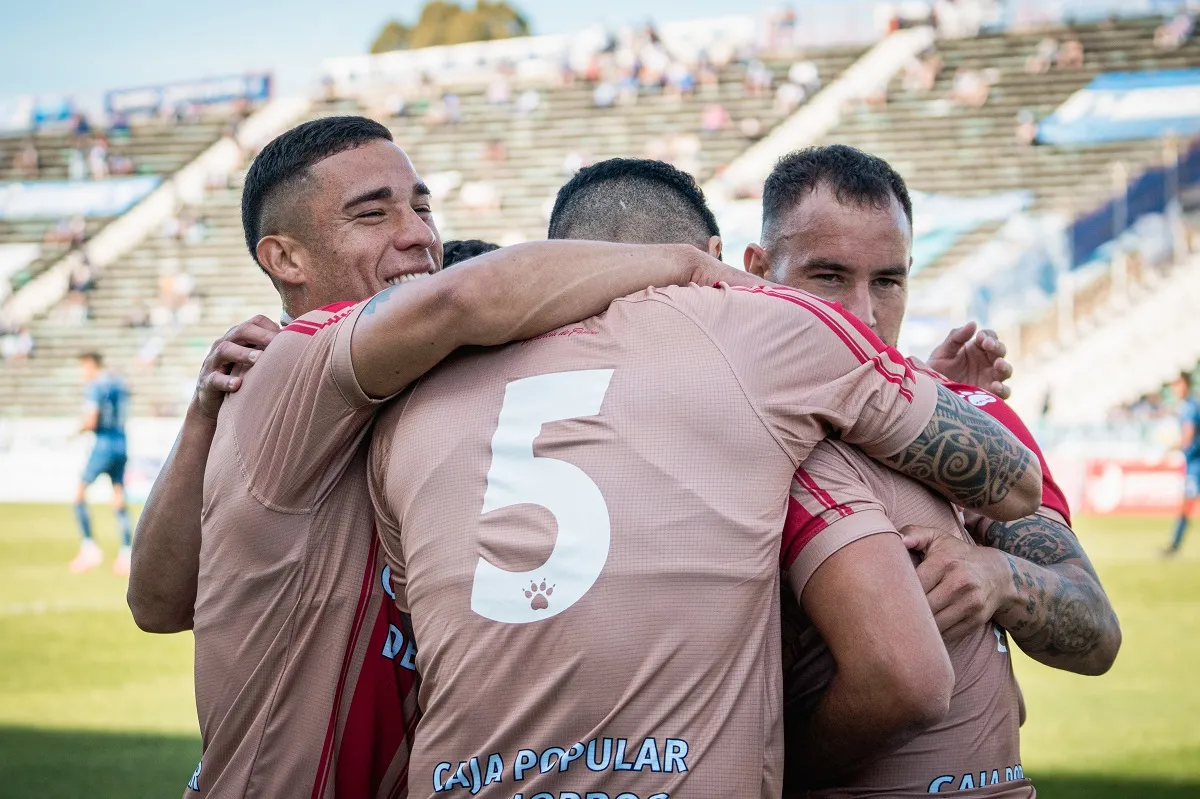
[370, 1, 531, 53]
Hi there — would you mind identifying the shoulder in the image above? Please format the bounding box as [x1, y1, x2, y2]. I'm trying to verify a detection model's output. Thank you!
[279, 301, 362, 338]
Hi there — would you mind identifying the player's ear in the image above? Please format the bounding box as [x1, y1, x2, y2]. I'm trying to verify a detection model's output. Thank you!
[744, 243, 770, 278]
[707, 235, 723, 261]
[256, 234, 306, 288]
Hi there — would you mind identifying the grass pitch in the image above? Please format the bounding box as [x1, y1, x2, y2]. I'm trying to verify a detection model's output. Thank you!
[1, 504, 1198, 797]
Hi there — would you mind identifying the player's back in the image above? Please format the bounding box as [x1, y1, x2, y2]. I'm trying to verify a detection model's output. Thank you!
[784, 440, 1032, 798]
[371, 284, 941, 799]
[87, 372, 128, 439]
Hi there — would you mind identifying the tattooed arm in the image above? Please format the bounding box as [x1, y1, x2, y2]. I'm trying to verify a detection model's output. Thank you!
[980, 512, 1121, 675]
[882, 384, 1042, 522]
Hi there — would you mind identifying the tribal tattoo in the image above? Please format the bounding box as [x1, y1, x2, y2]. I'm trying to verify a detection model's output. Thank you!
[883, 384, 1034, 510]
[984, 514, 1120, 672]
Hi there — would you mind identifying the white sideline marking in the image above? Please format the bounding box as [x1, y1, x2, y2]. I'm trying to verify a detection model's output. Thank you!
[0, 598, 127, 616]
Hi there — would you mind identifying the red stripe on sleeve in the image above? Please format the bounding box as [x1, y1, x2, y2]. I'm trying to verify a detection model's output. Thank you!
[782, 494, 828, 570]
[794, 467, 852, 519]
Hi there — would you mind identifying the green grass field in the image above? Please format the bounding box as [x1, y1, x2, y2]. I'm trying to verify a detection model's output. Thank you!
[1, 505, 1198, 798]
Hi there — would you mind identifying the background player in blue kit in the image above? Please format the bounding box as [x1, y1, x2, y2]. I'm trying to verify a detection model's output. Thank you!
[71, 352, 133, 575]
[1167, 372, 1200, 556]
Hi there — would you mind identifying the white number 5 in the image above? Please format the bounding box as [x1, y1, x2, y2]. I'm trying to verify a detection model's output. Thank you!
[471, 370, 614, 624]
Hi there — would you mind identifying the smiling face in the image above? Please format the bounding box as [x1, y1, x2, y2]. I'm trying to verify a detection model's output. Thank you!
[747, 182, 912, 347]
[258, 139, 444, 316]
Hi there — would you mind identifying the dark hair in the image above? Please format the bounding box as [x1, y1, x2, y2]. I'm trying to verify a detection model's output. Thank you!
[761, 144, 913, 245]
[443, 239, 500, 267]
[79, 351, 103, 366]
[241, 116, 394, 269]
[548, 158, 720, 248]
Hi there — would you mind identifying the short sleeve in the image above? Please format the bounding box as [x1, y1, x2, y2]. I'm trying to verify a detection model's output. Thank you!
[82, 382, 100, 409]
[655, 284, 938, 465]
[782, 441, 899, 597]
[943, 383, 1073, 525]
[227, 301, 386, 512]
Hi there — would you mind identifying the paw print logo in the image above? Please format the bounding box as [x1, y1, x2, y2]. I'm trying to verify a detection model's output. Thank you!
[956, 389, 997, 408]
[523, 579, 555, 611]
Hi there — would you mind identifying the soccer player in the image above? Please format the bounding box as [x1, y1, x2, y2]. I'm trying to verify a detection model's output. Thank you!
[369, 161, 1042, 799]
[744, 145, 1120, 788]
[127, 116, 766, 799]
[442, 239, 500, 266]
[71, 351, 132, 576]
[1167, 372, 1200, 555]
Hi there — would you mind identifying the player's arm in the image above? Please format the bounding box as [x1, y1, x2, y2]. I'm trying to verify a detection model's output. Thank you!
[879, 383, 1041, 522]
[352, 241, 762, 399]
[977, 512, 1121, 675]
[80, 386, 99, 433]
[787, 533, 953, 784]
[1181, 418, 1196, 452]
[128, 317, 278, 633]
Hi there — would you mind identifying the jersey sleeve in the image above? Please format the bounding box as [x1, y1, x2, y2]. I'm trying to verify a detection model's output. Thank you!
[82, 382, 100, 411]
[659, 284, 939, 465]
[782, 441, 899, 598]
[942, 383, 1072, 525]
[227, 301, 385, 513]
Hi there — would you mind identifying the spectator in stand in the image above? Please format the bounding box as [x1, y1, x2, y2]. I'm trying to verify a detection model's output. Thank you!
[562, 150, 589, 176]
[515, 89, 542, 115]
[486, 74, 512, 105]
[13, 139, 39, 179]
[1058, 36, 1084, 69]
[593, 81, 618, 108]
[702, 102, 731, 133]
[108, 151, 135, 176]
[1016, 109, 1039, 146]
[108, 113, 131, 140]
[1, 326, 33, 362]
[72, 113, 91, 141]
[950, 66, 990, 107]
[88, 136, 109, 180]
[1025, 37, 1059, 74]
[744, 59, 774, 97]
[903, 50, 943, 93]
[740, 116, 765, 140]
[697, 57, 721, 97]
[67, 144, 87, 181]
[45, 216, 87, 247]
[483, 138, 508, 164]
[1156, 11, 1196, 50]
[775, 80, 807, 115]
[460, 180, 501, 212]
[788, 59, 821, 95]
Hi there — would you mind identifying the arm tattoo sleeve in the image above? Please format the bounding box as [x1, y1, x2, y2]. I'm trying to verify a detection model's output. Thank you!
[984, 514, 1120, 669]
[883, 383, 1034, 510]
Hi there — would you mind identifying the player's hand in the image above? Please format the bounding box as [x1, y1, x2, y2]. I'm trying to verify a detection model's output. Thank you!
[901, 525, 1012, 642]
[193, 315, 279, 420]
[927, 322, 1014, 399]
[687, 253, 772, 290]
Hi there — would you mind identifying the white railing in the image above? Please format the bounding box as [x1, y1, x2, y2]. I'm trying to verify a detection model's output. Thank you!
[0, 97, 310, 328]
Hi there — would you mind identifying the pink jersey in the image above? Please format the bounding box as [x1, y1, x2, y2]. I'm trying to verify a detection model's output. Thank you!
[781, 438, 1033, 798]
[193, 301, 417, 799]
[369, 283, 940, 799]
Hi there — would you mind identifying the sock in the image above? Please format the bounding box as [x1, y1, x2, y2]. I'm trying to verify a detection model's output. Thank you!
[1171, 516, 1189, 551]
[74, 501, 93, 541]
[116, 507, 132, 548]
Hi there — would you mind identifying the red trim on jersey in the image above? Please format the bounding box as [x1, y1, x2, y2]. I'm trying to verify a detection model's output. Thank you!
[731, 285, 915, 402]
[942, 382, 1073, 524]
[903, 356, 948, 384]
[795, 468, 852, 520]
[782, 494, 829, 570]
[312, 532, 382, 799]
[284, 302, 360, 337]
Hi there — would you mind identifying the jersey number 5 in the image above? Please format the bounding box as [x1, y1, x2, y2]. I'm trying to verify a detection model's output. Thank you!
[471, 370, 615, 624]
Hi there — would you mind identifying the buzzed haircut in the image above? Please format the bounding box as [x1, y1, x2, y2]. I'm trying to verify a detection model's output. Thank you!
[241, 116, 394, 271]
[443, 239, 500, 267]
[548, 158, 720, 249]
[761, 144, 913, 247]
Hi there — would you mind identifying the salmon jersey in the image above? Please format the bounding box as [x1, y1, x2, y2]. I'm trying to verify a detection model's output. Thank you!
[779, 379, 1055, 797]
[369, 283, 941, 799]
[193, 301, 418, 799]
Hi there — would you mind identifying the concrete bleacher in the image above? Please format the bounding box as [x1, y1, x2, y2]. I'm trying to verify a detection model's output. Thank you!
[816, 16, 1200, 285]
[0, 46, 869, 417]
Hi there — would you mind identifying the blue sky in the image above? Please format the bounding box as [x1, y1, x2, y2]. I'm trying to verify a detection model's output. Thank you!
[0, 0, 861, 111]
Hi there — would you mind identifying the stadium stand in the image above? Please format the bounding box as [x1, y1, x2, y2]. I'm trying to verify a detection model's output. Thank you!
[0, 43, 867, 417]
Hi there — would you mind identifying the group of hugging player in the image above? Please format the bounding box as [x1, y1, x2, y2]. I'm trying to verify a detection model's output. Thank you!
[124, 116, 1122, 799]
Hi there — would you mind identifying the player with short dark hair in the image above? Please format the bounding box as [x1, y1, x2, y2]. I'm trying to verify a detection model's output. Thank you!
[549, 157, 722, 255]
[127, 115, 765, 798]
[442, 239, 500, 266]
[71, 351, 132, 575]
[746, 144, 1120, 793]
[1167, 371, 1200, 555]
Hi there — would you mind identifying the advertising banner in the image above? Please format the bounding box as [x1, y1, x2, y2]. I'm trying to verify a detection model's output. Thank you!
[0, 176, 160, 220]
[105, 73, 270, 116]
[1079, 458, 1184, 515]
[1037, 69, 1200, 145]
